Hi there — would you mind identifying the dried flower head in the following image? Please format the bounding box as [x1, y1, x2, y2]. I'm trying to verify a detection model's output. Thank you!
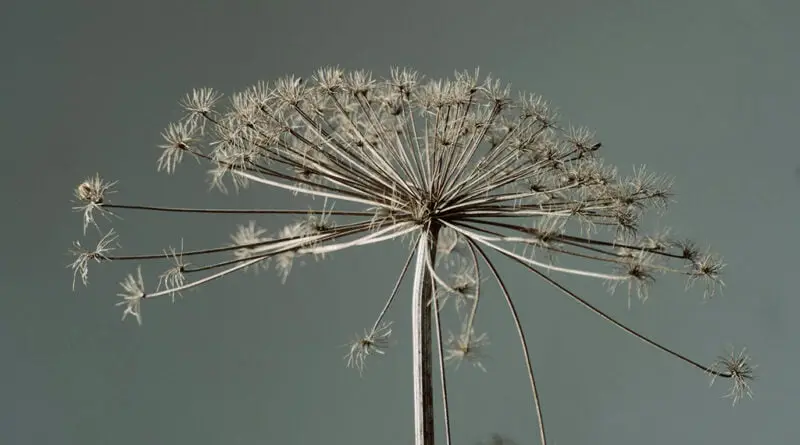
[157, 240, 190, 301]
[68, 229, 119, 290]
[345, 321, 393, 375]
[158, 121, 200, 174]
[686, 251, 726, 299]
[180, 87, 223, 132]
[445, 326, 490, 372]
[69, 67, 753, 445]
[73, 174, 117, 234]
[230, 221, 273, 273]
[606, 251, 658, 308]
[116, 266, 146, 325]
[709, 347, 755, 406]
[434, 262, 479, 312]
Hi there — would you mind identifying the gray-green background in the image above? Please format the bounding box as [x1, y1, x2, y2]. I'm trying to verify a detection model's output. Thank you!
[3, 0, 797, 443]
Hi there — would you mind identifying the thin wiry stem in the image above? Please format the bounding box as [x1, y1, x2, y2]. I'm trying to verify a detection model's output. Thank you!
[234, 169, 388, 207]
[103, 203, 373, 217]
[466, 218, 689, 261]
[496, 245, 726, 377]
[461, 241, 482, 339]
[432, 291, 453, 445]
[472, 240, 547, 445]
[369, 238, 419, 333]
[146, 255, 266, 299]
[103, 221, 371, 261]
[445, 222, 628, 281]
[452, 219, 691, 277]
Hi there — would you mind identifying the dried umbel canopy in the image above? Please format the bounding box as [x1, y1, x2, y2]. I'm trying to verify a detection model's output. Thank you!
[68, 67, 753, 445]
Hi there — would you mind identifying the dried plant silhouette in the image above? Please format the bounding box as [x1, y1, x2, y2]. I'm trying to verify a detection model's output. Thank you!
[69, 67, 753, 445]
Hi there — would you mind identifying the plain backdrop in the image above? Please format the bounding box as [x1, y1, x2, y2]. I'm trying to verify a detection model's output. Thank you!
[2, 0, 798, 444]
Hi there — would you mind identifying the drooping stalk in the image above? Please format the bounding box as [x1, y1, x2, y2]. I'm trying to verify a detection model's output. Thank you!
[412, 224, 440, 445]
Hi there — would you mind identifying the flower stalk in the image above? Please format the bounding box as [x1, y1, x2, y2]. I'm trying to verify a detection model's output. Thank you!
[412, 226, 439, 445]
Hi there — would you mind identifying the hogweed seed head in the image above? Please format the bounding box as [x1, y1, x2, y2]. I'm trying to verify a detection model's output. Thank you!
[709, 347, 755, 406]
[73, 174, 117, 235]
[115, 266, 146, 325]
[69, 67, 754, 444]
[68, 229, 119, 290]
[230, 221, 273, 273]
[180, 87, 223, 132]
[445, 325, 490, 372]
[157, 240, 189, 301]
[434, 262, 479, 312]
[157, 121, 200, 174]
[345, 321, 393, 375]
[686, 251, 726, 299]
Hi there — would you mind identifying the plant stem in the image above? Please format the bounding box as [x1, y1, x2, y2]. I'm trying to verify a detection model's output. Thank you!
[412, 224, 440, 445]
